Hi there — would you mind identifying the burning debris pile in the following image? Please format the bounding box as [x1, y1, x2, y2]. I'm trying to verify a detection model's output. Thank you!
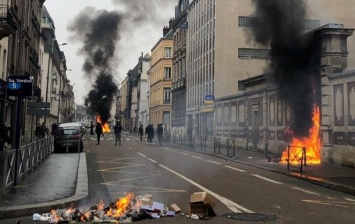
[33, 192, 216, 223]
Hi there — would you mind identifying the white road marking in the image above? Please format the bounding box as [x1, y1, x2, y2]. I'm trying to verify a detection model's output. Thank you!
[159, 164, 254, 213]
[191, 155, 203, 159]
[206, 160, 221, 165]
[138, 153, 147, 157]
[225, 166, 246, 173]
[148, 158, 157, 163]
[291, 187, 320, 196]
[251, 174, 283, 185]
[164, 147, 175, 152]
[179, 152, 189, 155]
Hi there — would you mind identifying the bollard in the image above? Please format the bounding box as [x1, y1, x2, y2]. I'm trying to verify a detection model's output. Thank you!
[287, 145, 290, 170]
[302, 147, 307, 166]
[66, 137, 69, 153]
[265, 143, 270, 162]
[78, 137, 80, 153]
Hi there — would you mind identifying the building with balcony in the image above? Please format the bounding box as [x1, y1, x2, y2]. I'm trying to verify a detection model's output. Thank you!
[0, 0, 44, 144]
[171, 0, 189, 135]
[148, 27, 173, 130]
[40, 6, 68, 128]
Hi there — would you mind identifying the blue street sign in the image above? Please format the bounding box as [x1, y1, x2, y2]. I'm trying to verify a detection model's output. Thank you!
[8, 82, 21, 90]
[205, 95, 214, 101]
[7, 76, 33, 96]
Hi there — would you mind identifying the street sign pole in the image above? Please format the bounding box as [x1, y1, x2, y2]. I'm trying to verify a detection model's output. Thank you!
[13, 96, 22, 186]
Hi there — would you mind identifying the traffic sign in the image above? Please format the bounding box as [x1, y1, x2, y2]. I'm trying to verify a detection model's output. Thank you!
[7, 75, 33, 96]
[8, 82, 21, 90]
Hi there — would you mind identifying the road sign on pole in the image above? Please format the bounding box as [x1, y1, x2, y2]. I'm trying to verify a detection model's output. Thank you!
[27, 102, 50, 115]
[7, 76, 33, 97]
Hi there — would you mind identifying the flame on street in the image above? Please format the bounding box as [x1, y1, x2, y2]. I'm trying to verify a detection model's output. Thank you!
[280, 105, 322, 164]
[96, 115, 111, 133]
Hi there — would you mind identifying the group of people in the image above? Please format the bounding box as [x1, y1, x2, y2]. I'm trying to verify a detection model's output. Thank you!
[87, 121, 165, 146]
[89, 121, 123, 146]
[143, 124, 164, 144]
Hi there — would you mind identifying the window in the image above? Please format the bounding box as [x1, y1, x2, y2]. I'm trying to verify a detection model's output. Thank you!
[164, 67, 171, 79]
[165, 47, 172, 58]
[163, 87, 171, 104]
[238, 48, 270, 60]
[238, 16, 252, 27]
[238, 81, 246, 91]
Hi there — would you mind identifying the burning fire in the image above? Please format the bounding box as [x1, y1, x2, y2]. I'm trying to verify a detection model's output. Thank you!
[281, 105, 322, 164]
[48, 193, 140, 223]
[96, 115, 111, 133]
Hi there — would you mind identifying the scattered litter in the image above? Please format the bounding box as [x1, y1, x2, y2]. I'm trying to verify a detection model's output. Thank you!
[33, 192, 217, 223]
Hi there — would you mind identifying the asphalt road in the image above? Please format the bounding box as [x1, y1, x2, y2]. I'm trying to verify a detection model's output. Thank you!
[2, 134, 355, 223]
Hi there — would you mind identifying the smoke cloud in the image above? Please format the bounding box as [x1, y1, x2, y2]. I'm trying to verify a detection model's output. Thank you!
[68, 1, 176, 123]
[68, 8, 121, 123]
[248, 0, 320, 138]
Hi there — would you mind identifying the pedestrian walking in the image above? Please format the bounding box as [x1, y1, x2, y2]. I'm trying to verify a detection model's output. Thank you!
[157, 124, 163, 145]
[114, 121, 123, 145]
[96, 122, 103, 145]
[90, 121, 94, 136]
[145, 125, 150, 142]
[40, 122, 49, 139]
[138, 124, 144, 141]
[51, 122, 59, 135]
[149, 124, 154, 143]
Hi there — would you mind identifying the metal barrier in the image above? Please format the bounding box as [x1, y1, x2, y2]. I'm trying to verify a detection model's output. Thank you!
[200, 136, 207, 151]
[227, 138, 236, 157]
[213, 137, 221, 153]
[1, 137, 53, 194]
[287, 145, 306, 173]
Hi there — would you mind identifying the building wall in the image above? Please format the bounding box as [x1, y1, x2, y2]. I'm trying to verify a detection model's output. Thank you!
[214, 26, 355, 167]
[149, 38, 173, 128]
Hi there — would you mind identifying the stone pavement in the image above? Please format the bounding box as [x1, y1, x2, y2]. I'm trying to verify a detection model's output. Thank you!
[0, 133, 355, 220]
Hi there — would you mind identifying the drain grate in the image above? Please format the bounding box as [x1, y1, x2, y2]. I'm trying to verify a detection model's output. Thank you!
[221, 212, 277, 222]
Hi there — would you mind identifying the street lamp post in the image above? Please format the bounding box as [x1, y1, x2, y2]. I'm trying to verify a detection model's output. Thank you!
[44, 43, 67, 126]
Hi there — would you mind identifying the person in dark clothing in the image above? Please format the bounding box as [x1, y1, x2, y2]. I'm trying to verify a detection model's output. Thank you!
[40, 122, 48, 139]
[114, 121, 123, 145]
[157, 124, 163, 145]
[138, 125, 144, 141]
[95, 122, 103, 145]
[51, 122, 59, 135]
[35, 123, 41, 140]
[187, 125, 193, 142]
[90, 121, 94, 136]
[150, 124, 154, 142]
[145, 125, 150, 142]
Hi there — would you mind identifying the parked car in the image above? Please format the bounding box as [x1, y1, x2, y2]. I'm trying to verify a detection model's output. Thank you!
[53, 122, 84, 153]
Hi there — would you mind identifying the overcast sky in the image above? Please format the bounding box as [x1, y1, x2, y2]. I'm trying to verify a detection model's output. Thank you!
[43, 0, 176, 104]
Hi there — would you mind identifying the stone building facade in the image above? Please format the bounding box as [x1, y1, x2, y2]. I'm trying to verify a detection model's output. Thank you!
[214, 24, 355, 167]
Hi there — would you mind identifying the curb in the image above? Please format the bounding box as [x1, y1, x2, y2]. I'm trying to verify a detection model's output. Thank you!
[0, 153, 89, 220]
[167, 142, 355, 197]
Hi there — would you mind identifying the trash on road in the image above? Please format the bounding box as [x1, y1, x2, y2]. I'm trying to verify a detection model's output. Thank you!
[189, 192, 216, 218]
[33, 193, 179, 223]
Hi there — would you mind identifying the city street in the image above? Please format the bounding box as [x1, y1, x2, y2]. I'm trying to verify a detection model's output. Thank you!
[2, 133, 355, 223]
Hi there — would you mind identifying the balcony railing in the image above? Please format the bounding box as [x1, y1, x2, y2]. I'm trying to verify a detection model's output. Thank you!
[163, 99, 171, 104]
[0, 5, 16, 39]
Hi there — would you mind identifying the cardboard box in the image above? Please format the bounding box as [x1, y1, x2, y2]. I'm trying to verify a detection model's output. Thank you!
[189, 192, 216, 217]
[190, 192, 216, 208]
[169, 203, 181, 213]
[189, 203, 216, 217]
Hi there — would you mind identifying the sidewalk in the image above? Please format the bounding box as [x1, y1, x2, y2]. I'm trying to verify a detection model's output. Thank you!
[0, 153, 88, 220]
[170, 139, 355, 196]
[1, 134, 354, 220]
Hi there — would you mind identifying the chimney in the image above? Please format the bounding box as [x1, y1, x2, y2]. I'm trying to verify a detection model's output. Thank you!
[163, 26, 170, 37]
[316, 23, 354, 74]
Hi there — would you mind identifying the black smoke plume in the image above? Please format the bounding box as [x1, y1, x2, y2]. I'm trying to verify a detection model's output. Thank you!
[248, 0, 320, 138]
[69, 8, 121, 123]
